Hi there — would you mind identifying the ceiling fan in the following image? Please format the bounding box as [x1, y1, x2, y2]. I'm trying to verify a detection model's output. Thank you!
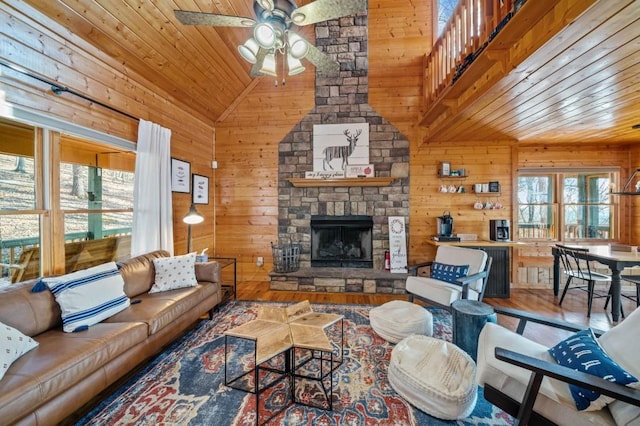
[174, 0, 367, 83]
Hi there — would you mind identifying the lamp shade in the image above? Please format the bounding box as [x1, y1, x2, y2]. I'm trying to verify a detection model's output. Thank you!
[287, 55, 305, 76]
[254, 23, 276, 49]
[287, 31, 309, 59]
[183, 204, 204, 225]
[238, 38, 259, 64]
[259, 52, 278, 77]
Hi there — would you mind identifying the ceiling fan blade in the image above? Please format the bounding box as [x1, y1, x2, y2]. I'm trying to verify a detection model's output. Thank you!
[290, 0, 367, 26]
[174, 10, 255, 27]
[250, 48, 268, 77]
[305, 45, 340, 75]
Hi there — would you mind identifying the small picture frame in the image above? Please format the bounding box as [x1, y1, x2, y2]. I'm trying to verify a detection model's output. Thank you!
[192, 174, 209, 205]
[171, 158, 190, 193]
[439, 162, 451, 176]
[489, 181, 500, 193]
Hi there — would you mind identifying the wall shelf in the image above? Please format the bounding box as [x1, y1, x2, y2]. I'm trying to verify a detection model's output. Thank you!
[287, 177, 396, 187]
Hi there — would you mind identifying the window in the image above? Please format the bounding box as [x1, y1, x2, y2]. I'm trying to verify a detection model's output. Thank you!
[517, 170, 617, 242]
[437, 0, 460, 36]
[0, 116, 134, 286]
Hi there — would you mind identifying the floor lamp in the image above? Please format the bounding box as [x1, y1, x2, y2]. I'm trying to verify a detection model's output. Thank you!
[183, 203, 204, 253]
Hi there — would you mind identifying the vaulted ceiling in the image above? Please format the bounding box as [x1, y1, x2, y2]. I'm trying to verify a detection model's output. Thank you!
[18, 0, 640, 144]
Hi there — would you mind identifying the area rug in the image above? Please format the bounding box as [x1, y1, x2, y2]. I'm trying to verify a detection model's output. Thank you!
[76, 301, 514, 425]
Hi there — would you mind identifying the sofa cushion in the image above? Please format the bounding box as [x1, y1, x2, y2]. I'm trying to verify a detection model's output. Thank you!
[598, 305, 640, 425]
[0, 321, 38, 381]
[104, 283, 217, 335]
[0, 321, 147, 425]
[42, 262, 130, 332]
[118, 250, 169, 297]
[150, 253, 198, 293]
[549, 328, 638, 411]
[406, 276, 479, 306]
[431, 261, 470, 284]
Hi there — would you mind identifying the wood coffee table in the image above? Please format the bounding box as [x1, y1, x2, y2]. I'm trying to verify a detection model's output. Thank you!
[223, 301, 343, 425]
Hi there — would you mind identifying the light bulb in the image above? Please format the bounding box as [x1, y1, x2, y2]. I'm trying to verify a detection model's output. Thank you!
[254, 23, 276, 49]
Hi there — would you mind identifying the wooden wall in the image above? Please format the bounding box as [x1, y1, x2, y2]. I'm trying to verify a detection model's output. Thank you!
[0, 1, 216, 256]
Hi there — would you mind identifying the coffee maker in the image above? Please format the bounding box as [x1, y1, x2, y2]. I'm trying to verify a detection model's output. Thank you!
[490, 219, 510, 241]
[437, 211, 454, 237]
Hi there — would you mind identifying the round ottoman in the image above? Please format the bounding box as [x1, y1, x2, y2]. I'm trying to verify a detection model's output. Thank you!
[388, 334, 478, 420]
[370, 300, 433, 343]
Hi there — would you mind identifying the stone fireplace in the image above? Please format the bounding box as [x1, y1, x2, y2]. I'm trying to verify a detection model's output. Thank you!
[270, 8, 410, 293]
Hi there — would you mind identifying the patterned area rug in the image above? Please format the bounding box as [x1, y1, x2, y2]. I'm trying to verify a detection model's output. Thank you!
[76, 301, 514, 425]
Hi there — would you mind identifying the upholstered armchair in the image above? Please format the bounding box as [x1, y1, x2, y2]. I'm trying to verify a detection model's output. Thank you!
[477, 306, 640, 425]
[406, 245, 492, 309]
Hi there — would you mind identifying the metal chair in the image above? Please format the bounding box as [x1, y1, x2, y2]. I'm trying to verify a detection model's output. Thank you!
[605, 274, 640, 310]
[556, 244, 612, 317]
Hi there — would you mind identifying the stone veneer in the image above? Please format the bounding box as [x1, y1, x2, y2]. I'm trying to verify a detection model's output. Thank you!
[271, 11, 410, 293]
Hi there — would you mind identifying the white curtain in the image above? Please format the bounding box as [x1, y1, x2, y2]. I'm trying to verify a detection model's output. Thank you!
[131, 119, 173, 256]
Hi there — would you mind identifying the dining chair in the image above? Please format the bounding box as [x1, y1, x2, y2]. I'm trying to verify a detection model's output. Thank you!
[556, 244, 613, 317]
[605, 274, 640, 309]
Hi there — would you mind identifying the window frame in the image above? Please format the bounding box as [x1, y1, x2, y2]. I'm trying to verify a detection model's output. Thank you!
[517, 169, 619, 243]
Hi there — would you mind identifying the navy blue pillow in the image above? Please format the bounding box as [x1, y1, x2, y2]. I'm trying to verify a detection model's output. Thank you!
[548, 328, 638, 411]
[430, 262, 470, 285]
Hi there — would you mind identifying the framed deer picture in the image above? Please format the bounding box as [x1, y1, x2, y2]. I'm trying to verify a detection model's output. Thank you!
[312, 123, 369, 173]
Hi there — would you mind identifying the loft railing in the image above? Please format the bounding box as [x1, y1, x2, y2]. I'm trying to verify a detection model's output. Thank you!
[424, 0, 516, 107]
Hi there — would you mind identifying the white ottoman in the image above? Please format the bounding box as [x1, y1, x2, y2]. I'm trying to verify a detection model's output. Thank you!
[388, 334, 478, 420]
[370, 300, 433, 343]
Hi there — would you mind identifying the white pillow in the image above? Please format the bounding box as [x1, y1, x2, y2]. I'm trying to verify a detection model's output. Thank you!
[150, 253, 198, 293]
[0, 321, 38, 381]
[43, 262, 130, 332]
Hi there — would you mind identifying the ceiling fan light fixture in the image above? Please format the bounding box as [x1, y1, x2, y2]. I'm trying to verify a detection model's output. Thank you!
[291, 11, 306, 24]
[259, 52, 278, 77]
[238, 38, 260, 64]
[287, 54, 305, 76]
[287, 31, 309, 59]
[256, 0, 275, 11]
[254, 22, 277, 49]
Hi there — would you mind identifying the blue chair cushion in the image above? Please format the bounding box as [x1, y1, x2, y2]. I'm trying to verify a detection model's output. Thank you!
[549, 328, 638, 411]
[431, 262, 470, 285]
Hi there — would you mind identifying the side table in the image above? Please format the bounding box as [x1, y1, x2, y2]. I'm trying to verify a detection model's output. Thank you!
[451, 299, 497, 362]
[211, 256, 236, 302]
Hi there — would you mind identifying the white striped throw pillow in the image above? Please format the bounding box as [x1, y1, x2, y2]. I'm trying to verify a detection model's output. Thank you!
[43, 262, 130, 332]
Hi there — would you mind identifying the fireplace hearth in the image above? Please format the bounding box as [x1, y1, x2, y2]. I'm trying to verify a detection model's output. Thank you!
[311, 215, 373, 268]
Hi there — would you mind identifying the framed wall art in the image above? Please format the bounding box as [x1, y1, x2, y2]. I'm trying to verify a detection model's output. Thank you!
[192, 174, 209, 205]
[171, 158, 190, 193]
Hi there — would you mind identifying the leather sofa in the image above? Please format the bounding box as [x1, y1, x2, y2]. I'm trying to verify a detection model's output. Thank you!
[0, 250, 222, 425]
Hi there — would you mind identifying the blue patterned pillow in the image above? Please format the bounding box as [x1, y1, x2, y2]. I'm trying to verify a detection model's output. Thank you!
[42, 262, 130, 333]
[549, 328, 638, 411]
[430, 262, 470, 285]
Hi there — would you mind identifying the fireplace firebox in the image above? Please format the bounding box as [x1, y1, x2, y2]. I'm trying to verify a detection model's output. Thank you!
[310, 215, 373, 268]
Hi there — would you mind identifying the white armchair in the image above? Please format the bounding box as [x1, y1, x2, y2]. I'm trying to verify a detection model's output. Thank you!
[477, 306, 640, 425]
[406, 245, 492, 309]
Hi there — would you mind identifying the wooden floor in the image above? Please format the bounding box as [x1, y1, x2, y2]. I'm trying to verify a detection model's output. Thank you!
[237, 281, 638, 347]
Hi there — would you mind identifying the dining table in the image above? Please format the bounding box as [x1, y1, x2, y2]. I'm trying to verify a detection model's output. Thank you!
[551, 244, 640, 322]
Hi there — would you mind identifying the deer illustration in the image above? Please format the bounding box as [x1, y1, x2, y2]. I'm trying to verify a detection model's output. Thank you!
[322, 128, 363, 171]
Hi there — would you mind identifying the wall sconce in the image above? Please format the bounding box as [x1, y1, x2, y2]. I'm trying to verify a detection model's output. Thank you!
[182, 203, 204, 253]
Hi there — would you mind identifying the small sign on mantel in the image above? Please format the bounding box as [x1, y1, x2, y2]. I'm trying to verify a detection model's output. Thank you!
[345, 164, 374, 178]
[305, 170, 345, 179]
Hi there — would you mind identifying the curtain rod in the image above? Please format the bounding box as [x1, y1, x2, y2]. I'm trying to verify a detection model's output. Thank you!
[0, 60, 139, 122]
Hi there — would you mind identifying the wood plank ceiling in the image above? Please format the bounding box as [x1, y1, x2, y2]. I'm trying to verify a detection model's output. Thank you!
[19, 0, 640, 144]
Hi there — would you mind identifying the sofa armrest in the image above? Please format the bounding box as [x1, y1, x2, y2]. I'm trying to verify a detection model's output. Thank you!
[493, 306, 605, 337]
[494, 347, 640, 424]
[195, 261, 220, 284]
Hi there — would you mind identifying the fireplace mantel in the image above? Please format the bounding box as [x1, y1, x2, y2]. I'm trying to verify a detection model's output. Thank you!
[288, 177, 396, 187]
